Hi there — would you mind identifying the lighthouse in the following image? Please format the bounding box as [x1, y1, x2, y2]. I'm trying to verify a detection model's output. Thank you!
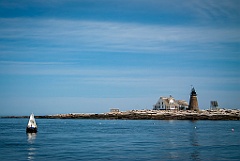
[189, 87, 199, 111]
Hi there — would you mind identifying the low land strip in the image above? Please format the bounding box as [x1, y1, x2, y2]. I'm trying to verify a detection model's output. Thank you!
[3, 109, 240, 120]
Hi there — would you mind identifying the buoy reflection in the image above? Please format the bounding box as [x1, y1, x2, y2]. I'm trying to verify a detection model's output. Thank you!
[27, 133, 37, 160]
[27, 133, 36, 144]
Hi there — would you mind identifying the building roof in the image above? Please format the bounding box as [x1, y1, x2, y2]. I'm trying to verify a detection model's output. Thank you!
[161, 96, 179, 106]
[158, 96, 188, 107]
[177, 100, 188, 106]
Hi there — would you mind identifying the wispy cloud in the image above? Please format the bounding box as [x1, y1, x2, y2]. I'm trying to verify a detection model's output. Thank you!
[0, 60, 238, 77]
[0, 18, 239, 55]
[1, 60, 239, 92]
[190, 0, 240, 22]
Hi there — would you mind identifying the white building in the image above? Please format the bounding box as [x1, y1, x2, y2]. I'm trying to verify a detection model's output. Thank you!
[153, 95, 188, 110]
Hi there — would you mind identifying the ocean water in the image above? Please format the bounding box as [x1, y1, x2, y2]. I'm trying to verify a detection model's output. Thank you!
[0, 119, 239, 161]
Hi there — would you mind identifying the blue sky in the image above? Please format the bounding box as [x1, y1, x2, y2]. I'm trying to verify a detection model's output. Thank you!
[0, 0, 239, 115]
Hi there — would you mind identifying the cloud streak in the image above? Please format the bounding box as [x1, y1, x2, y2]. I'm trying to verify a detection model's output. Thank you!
[0, 18, 239, 55]
[190, 0, 240, 22]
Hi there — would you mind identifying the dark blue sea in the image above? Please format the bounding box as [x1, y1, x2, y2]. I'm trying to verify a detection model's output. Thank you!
[0, 119, 239, 161]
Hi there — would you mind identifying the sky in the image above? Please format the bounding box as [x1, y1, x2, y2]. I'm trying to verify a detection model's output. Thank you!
[0, 0, 240, 116]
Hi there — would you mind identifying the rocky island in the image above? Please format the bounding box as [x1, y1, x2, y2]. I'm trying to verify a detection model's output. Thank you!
[4, 109, 239, 120]
[3, 88, 240, 120]
[39, 109, 240, 120]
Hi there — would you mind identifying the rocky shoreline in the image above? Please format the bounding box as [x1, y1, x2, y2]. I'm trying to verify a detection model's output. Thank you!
[3, 109, 240, 120]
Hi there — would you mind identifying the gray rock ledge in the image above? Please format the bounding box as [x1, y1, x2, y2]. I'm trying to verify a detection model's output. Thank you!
[4, 109, 239, 120]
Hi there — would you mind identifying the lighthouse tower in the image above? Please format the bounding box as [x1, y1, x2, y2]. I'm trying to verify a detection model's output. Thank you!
[189, 87, 199, 111]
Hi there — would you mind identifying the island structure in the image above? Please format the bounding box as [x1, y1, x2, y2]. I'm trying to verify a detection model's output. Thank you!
[188, 87, 199, 111]
[32, 87, 240, 120]
[153, 95, 188, 111]
[3, 87, 240, 120]
[153, 87, 199, 111]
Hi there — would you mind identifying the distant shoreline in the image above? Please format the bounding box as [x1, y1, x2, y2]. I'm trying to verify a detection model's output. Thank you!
[2, 109, 240, 120]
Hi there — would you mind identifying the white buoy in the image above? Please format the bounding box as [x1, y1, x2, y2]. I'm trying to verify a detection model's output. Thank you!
[232, 128, 234, 132]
